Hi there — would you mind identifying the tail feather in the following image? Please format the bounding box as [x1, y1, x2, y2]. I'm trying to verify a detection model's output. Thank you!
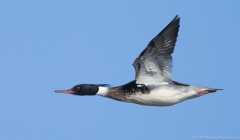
[197, 88, 223, 95]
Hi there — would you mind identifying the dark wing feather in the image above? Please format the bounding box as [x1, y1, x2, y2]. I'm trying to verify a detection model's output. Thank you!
[133, 15, 180, 85]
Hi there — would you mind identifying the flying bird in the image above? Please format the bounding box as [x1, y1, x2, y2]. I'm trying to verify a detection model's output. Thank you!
[55, 15, 222, 106]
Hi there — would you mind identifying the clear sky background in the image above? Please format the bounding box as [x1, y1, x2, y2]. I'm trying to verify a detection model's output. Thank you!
[1, 1, 240, 139]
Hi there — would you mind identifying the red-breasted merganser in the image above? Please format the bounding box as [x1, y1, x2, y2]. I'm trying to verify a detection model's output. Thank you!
[55, 15, 222, 106]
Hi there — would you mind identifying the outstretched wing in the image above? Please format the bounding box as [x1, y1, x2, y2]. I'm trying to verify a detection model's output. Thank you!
[133, 15, 180, 85]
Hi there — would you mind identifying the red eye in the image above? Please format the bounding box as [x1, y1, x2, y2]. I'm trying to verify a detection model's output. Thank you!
[77, 87, 80, 90]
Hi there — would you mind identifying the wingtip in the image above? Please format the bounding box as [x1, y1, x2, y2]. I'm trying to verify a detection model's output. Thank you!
[174, 15, 180, 20]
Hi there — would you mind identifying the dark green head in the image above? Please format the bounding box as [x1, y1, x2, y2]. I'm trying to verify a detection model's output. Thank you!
[55, 84, 109, 96]
[55, 84, 99, 96]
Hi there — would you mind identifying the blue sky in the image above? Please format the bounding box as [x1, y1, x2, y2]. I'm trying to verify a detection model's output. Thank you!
[1, 0, 240, 139]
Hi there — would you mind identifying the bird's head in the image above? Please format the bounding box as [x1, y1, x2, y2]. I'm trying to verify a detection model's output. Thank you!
[55, 84, 109, 96]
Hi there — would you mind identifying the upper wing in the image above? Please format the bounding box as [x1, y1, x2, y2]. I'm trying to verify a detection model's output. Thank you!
[133, 15, 180, 85]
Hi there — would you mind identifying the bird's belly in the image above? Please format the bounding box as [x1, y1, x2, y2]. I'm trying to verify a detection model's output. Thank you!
[125, 88, 198, 106]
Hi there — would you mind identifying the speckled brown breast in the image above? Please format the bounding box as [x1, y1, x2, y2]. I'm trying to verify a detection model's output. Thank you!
[107, 87, 130, 101]
[106, 80, 149, 101]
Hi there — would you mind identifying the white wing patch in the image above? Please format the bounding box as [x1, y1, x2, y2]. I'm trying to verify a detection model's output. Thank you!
[135, 55, 172, 85]
[136, 56, 165, 85]
[132, 16, 180, 85]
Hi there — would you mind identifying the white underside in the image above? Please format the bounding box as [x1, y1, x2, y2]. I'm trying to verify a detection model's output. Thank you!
[125, 88, 200, 106]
